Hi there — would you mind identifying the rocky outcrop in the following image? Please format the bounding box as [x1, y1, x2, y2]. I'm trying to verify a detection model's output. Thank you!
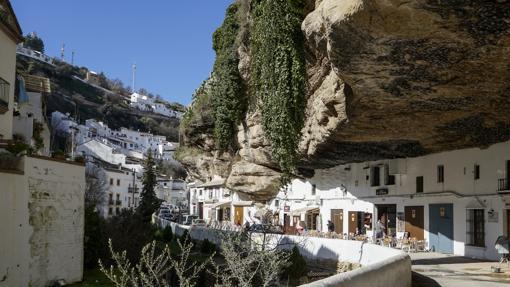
[181, 0, 510, 201]
[299, 0, 510, 168]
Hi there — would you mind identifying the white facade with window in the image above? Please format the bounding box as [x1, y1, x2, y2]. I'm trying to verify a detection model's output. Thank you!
[102, 168, 142, 218]
[269, 140, 510, 261]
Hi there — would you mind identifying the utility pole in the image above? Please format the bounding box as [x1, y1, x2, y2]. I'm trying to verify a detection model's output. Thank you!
[132, 63, 136, 93]
[61, 43, 65, 61]
[132, 168, 136, 209]
[71, 51, 75, 65]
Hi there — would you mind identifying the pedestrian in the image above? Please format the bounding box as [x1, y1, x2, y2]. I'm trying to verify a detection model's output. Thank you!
[327, 220, 335, 233]
[375, 218, 385, 240]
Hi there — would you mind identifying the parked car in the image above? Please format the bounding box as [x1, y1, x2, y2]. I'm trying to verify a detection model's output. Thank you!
[191, 219, 207, 227]
[182, 215, 198, 225]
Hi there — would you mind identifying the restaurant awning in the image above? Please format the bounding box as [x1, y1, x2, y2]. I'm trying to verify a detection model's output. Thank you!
[290, 206, 320, 216]
[232, 201, 253, 207]
[211, 201, 231, 209]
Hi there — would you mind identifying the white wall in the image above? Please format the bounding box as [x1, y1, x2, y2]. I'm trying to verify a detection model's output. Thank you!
[26, 156, 85, 286]
[0, 168, 30, 287]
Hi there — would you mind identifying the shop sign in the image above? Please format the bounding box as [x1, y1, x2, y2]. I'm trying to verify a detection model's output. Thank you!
[376, 188, 389, 196]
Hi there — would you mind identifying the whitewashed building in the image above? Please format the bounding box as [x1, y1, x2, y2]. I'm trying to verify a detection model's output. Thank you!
[102, 167, 141, 217]
[270, 140, 510, 261]
[130, 92, 182, 118]
[0, 4, 86, 285]
[156, 178, 188, 210]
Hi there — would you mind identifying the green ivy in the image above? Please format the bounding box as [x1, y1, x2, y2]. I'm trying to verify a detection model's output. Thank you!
[210, 3, 246, 152]
[251, 0, 307, 185]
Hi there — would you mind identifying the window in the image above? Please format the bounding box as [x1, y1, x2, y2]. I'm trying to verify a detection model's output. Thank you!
[108, 208, 112, 215]
[110, 178, 113, 185]
[371, 166, 380, 187]
[275, 199, 279, 207]
[128, 198, 131, 207]
[0, 77, 10, 108]
[437, 165, 444, 183]
[416, 176, 424, 193]
[116, 194, 120, 200]
[384, 164, 395, 185]
[466, 209, 485, 247]
[117, 179, 120, 186]
[199, 190, 202, 196]
[116, 207, 120, 215]
[311, 184, 316, 196]
[164, 182, 167, 186]
[474, 164, 480, 180]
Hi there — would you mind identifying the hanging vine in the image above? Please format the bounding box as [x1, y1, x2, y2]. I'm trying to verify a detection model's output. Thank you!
[251, 0, 307, 185]
[210, 3, 246, 152]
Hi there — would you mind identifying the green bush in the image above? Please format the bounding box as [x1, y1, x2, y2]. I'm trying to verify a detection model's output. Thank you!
[200, 239, 216, 254]
[284, 246, 307, 281]
[155, 226, 173, 243]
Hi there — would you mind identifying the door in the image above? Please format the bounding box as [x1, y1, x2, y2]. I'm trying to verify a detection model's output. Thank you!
[198, 202, 204, 219]
[217, 208, 224, 222]
[234, 206, 244, 225]
[429, 204, 454, 253]
[405, 206, 424, 240]
[331, 209, 343, 234]
[507, 210, 510, 239]
[348, 212, 358, 234]
[284, 214, 291, 234]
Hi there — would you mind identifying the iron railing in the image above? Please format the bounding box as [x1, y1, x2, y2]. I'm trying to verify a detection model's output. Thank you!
[498, 178, 509, 192]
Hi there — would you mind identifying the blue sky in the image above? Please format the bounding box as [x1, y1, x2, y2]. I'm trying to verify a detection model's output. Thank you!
[11, 0, 233, 105]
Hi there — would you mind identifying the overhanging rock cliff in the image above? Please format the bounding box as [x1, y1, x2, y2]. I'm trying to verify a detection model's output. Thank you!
[180, 0, 510, 201]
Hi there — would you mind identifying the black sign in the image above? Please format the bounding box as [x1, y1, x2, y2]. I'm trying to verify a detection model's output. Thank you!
[376, 188, 389, 196]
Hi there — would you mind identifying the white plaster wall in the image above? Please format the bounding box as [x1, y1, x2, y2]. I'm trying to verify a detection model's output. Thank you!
[0, 170, 30, 287]
[0, 30, 17, 140]
[25, 157, 85, 286]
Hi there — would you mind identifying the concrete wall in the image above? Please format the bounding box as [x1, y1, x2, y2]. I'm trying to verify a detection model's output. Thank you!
[0, 27, 17, 140]
[154, 219, 411, 287]
[26, 156, 85, 286]
[0, 168, 30, 287]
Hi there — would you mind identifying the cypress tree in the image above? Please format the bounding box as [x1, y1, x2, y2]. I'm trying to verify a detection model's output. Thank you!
[137, 150, 161, 222]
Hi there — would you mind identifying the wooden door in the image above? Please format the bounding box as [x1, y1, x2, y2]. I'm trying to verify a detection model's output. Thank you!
[234, 206, 244, 225]
[331, 209, 343, 234]
[507, 210, 510, 239]
[217, 208, 224, 222]
[404, 206, 424, 240]
[198, 202, 204, 219]
[348, 212, 358, 234]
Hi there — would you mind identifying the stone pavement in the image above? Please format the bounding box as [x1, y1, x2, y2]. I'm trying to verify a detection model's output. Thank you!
[410, 252, 510, 287]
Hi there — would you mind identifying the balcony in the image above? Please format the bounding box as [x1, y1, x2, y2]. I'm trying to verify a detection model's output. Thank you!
[498, 178, 509, 192]
[116, 200, 122, 206]
[0, 77, 9, 114]
[128, 187, 139, 194]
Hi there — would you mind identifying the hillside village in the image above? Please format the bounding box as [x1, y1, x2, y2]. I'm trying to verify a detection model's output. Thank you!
[2, 1, 510, 287]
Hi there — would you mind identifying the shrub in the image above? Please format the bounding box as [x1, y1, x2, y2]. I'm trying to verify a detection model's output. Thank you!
[155, 226, 173, 243]
[200, 239, 216, 254]
[284, 246, 307, 281]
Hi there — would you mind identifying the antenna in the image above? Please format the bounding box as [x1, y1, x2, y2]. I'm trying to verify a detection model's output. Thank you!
[71, 51, 75, 65]
[61, 43, 65, 61]
[132, 63, 137, 93]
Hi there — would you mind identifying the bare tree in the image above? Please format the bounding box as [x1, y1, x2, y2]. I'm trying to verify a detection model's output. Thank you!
[99, 238, 213, 287]
[85, 163, 108, 210]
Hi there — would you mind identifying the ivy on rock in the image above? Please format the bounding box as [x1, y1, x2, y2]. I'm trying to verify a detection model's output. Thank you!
[210, 3, 246, 152]
[251, 0, 307, 185]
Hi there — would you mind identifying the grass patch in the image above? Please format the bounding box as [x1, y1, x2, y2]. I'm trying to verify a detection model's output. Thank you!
[69, 268, 113, 287]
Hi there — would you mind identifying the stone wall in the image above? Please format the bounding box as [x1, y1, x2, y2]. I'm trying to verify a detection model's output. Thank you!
[26, 156, 85, 286]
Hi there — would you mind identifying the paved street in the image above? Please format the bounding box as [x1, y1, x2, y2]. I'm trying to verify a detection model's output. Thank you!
[410, 252, 510, 287]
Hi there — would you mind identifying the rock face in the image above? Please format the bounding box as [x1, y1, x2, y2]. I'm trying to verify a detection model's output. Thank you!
[300, 0, 510, 168]
[181, 0, 510, 201]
